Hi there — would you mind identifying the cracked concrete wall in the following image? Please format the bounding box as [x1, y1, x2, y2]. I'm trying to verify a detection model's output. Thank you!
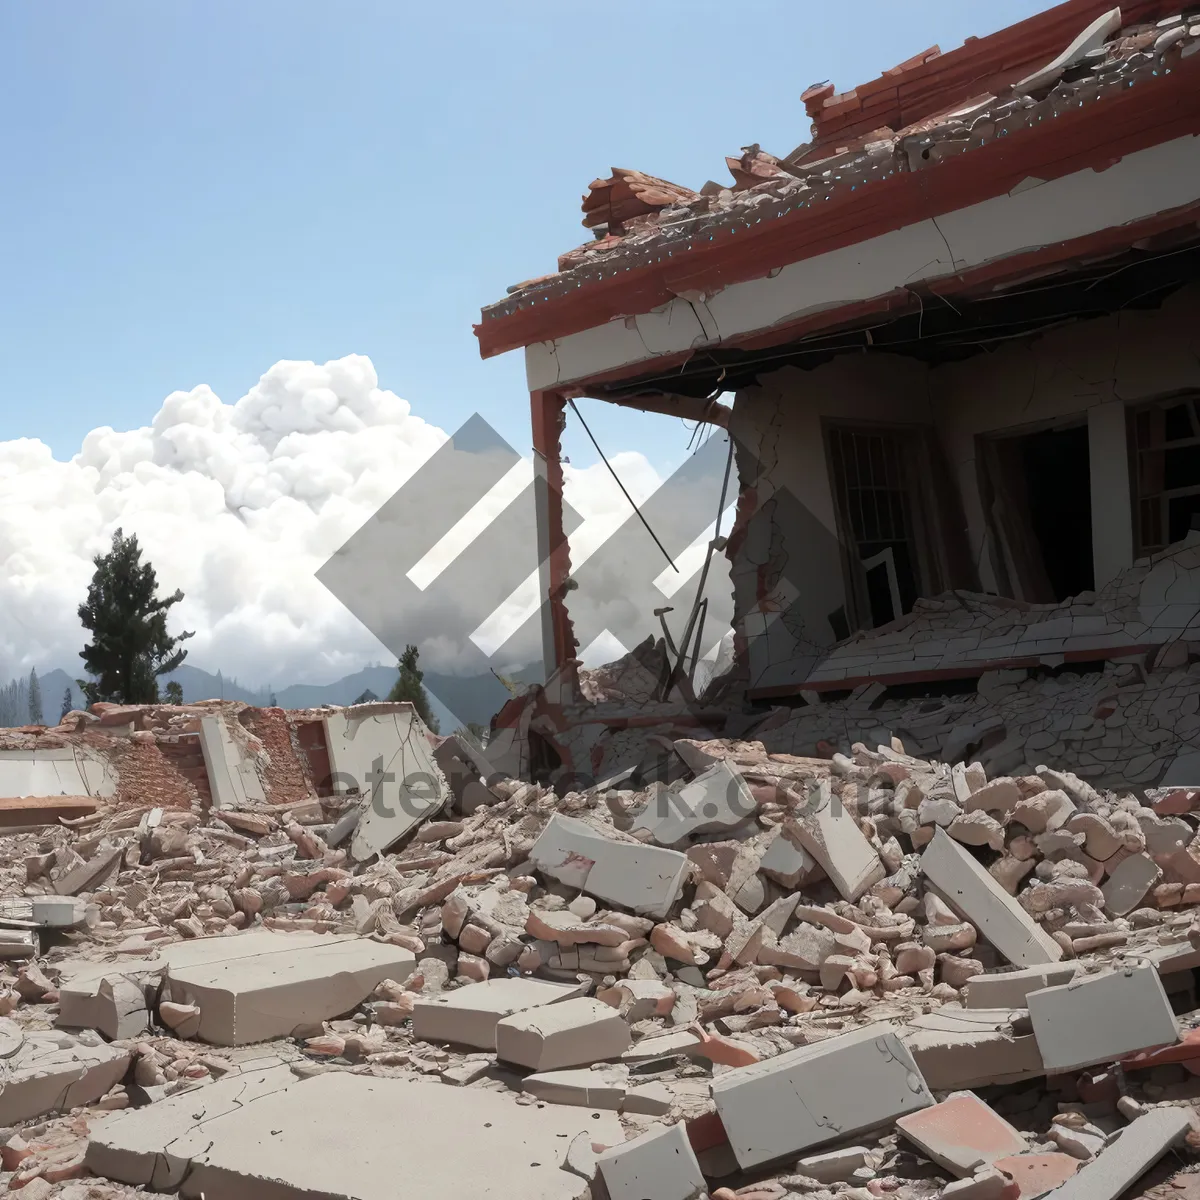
[728, 355, 932, 693]
[930, 282, 1200, 594]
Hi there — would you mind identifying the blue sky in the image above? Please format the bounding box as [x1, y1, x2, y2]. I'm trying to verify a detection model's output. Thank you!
[0, 0, 1052, 477]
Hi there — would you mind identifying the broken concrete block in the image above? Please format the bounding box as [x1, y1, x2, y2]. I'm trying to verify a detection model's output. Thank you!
[57, 967, 150, 1041]
[523, 1065, 628, 1109]
[411, 976, 583, 1050]
[0, 1028, 130, 1125]
[633, 760, 757, 846]
[529, 813, 688, 919]
[161, 929, 414, 1045]
[963, 963, 1077, 1009]
[1027, 964, 1179, 1072]
[323, 705, 450, 861]
[597, 1121, 705, 1200]
[758, 824, 819, 888]
[53, 845, 123, 896]
[710, 1023, 933, 1170]
[1035, 1106, 1192, 1200]
[496, 996, 631, 1071]
[940, 1168, 1009, 1200]
[786, 779, 885, 901]
[794, 1146, 870, 1184]
[921, 829, 1063, 967]
[1101, 852, 1162, 917]
[901, 1008, 1045, 1091]
[896, 1091, 1029, 1178]
[92, 1071, 621, 1200]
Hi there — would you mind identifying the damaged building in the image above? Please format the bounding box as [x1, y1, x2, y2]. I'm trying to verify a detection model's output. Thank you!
[12, 4, 1200, 1200]
[475, 0, 1200, 796]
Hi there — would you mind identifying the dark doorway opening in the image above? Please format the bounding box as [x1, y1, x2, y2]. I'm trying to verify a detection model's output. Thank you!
[1018, 426, 1094, 602]
[980, 423, 1094, 604]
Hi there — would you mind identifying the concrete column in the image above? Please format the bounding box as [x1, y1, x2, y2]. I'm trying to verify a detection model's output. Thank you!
[1088, 400, 1134, 589]
[530, 390, 576, 676]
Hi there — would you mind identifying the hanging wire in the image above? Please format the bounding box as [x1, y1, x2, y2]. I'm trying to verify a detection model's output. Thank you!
[566, 398, 678, 572]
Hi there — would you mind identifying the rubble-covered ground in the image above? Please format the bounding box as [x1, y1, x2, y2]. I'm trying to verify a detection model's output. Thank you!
[5, 698, 1200, 1199]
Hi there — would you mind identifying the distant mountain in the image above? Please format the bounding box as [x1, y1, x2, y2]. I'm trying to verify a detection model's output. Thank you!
[14, 662, 467, 733]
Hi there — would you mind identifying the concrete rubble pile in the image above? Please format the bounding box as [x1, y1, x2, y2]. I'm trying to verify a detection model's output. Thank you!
[3, 699, 1200, 1196]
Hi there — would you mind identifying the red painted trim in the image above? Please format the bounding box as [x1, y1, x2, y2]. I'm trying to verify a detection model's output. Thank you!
[747, 643, 1159, 699]
[477, 52, 1200, 362]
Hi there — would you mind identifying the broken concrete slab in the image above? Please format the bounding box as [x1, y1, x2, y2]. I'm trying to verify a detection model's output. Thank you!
[1027, 964, 1179, 1072]
[896, 1091, 1029, 1178]
[53, 844, 124, 896]
[433, 733, 502, 816]
[785, 779, 885, 901]
[633, 759, 757, 846]
[91, 1070, 621, 1200]
[0, 1027, 129, 1125]
[964, 963, 1077, 1009]
[1035, 1106, 1192, 1200]
[86, 1064, 297, 1190]
[921, 829, 1063, 967]
[198, 715, 266, 810]
[529, 813, 688, 919]
[496, 997, 631, 1071]
[901, 1008, 1045, 1090]
[323, 705, 450, 861]
[161, 929, 414, 1045]
[992, 1152, 1079, 1196]
[710, 1023, 933, 1170]
[596, 1121, 706, 1200]
[411, 976, 584, 1050]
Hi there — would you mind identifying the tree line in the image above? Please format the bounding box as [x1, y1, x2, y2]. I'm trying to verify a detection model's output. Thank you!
[2, 529, 442, 729]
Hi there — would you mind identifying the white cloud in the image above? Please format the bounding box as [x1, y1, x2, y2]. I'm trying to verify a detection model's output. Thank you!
[0, 355, 676, 689]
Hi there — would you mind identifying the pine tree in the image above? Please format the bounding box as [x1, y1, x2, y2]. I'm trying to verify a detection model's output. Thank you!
[77, 528, 194, 705]
[164, 681, 184, 705]
[27, 669, 42, 725]
[60, 687, 73, 722]
[386, 645, 440, 732]
[268, 690, 278, 708]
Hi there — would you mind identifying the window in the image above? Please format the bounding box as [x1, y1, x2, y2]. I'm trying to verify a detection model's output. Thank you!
[1131, 395, 1200, 556]
[826, 425, 931, 629]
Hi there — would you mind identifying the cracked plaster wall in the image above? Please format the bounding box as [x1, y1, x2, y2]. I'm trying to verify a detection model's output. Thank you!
[728, 354, 931, 693]
[724, 284, 1200, 694]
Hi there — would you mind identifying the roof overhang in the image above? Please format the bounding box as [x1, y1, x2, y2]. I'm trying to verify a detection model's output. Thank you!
[478, 46, 1200, 398]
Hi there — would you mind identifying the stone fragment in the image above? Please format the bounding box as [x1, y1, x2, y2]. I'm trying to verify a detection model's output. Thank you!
[496, 997, 631, 1071]
[794, 1146, 869, 1183]
[530, 813, 688, 919]
[597, 1121, 706, 1200]
[921, 830, 1063, 967]
[963, 963, 1077, 1009]
[895, 1091, 1029, 1178]
[1101, 852, 1162, 917]
[57, 964, 152, 1041]
[412, 977, 583, 1050]
[710, 1023, 933, 1170]
[1038, 1106, 1192, 1200]
[1027, 964, 1179, 1072]
[523, 1065, 628, 1109]
[786, 779, 885, 901]
[634, 760, 757, 846]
